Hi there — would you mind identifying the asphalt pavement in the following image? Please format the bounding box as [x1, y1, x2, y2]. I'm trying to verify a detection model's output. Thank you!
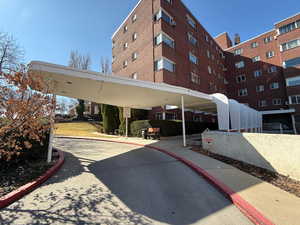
[0, 138, 252, 225]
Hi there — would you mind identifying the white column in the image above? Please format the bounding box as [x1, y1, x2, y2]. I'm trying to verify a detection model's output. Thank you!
[47, 94, 56, 163]
[126, 117, 128, 137]
[292, 115, 297, 134]
[181, 96, 186, 147]
[162, 112, 166, 120]
[212, 94, 230, 131]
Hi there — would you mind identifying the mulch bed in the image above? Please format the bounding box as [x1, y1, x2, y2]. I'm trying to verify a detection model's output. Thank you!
[191, 145, 300, 198]
[0, 154, 58, 198]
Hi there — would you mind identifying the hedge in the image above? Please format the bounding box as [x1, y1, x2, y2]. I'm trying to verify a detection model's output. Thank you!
[130, 120, 217, 137]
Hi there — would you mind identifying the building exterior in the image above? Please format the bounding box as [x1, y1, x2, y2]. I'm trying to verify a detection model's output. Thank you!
[112, 0, 300, 132]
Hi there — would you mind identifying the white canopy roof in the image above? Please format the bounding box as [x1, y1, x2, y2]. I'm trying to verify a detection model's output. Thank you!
[29, 61, 218, 112]
[29, 61, 263, 132]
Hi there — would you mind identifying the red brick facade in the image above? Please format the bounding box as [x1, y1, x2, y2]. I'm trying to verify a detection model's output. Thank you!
[112, 0, 300, 127]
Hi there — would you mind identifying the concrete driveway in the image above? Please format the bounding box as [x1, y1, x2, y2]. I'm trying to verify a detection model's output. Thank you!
[0, 138, 252, 225]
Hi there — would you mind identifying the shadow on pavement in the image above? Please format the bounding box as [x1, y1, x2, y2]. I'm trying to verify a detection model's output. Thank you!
[0, 138, 252, 225]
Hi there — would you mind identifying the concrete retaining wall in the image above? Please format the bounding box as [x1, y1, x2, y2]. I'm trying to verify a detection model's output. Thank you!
[202, 131, 300, 180]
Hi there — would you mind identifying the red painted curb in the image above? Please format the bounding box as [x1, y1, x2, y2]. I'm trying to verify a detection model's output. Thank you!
[56, 136, 275, 225]
[0, 149, 64, 209]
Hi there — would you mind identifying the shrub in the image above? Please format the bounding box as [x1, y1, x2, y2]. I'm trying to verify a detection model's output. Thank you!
[101, 104, 119, 134]
[130, 120, 217, 137]
[0, 70, 54, 162]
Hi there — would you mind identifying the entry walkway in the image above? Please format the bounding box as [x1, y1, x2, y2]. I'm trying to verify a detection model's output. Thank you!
[56, 134, 300, 225]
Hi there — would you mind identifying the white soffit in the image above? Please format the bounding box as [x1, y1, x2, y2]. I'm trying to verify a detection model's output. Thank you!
[29, 61, 217, 112]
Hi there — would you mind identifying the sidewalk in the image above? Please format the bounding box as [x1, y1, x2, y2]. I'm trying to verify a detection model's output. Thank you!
[55, 134, 300, 225]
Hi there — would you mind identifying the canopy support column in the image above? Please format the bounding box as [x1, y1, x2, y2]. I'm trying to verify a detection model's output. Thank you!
[181, 96, 186, 147]
[126, 117, 128, 137]
[47, 94, 56, 163]
[292, 114, 297, 134]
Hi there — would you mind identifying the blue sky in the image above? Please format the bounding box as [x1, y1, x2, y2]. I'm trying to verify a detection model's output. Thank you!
[0, 0, 299, 72]
[1, 0, 299, 72]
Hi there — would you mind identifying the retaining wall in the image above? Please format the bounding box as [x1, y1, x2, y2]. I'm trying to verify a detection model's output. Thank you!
[202, 131, 300, 180]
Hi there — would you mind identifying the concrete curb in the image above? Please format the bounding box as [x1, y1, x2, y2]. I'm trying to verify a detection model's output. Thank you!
[56, 136, 274, 225]
[0, 149, 64, 209]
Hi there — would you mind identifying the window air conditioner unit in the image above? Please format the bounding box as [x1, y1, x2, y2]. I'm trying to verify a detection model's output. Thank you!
[171, 20, 176, 26]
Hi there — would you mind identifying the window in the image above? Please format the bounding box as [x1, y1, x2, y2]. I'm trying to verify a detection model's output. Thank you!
[154, 9, 175, 25]
[164, 0, 172, 4]
[234, 48, 243, 56]
[207, 50, 210, 58]
[279, 19, 300, 35]
[208, 66, 212, 74]
[132, 72, 138, 79]
[289, 95, 300, 104]
[281, 39, 300, 51]
[193, 115, 203, 122]
[189, 52, 198, 64]
[205, 35, 209, 42]
[112, 55, 116, 63]
[270, 82, 279, 89]
[264, 36, 273, 43]
[251, 42, 258, 48]
[266, 51, 275, 58]
[154, 58, 175, 72]
[123, 60, 128, 68]
[112, 40, 116, 49]
[132, 32, 138, 41]
[154, 33, 175, 48]
[235, 61, 245, 69]
[188, 32, 197, 45]
[256, 85, 264, 92]
[286, 76, 300, 87]
[252, 56, 261, 62]
[236, 74, 246, 83]
[124, 25, 128, 33]
[132, 52, 138, 61]
[155, 112, 163, 120]
[283, 57, 300, 68]
[258, 100, 267, 107]
[238, 88, 248, 96]
[254, 70, 262, 78]
[272, 99, 282, 105]
[186, 14, 196, 28]
[132, 14, 137, 23]
[268, 66, 277, 73]
[211, 54, 215, 60]
[123, 42, 128, 50]
[166, 112, 176, 120]
[191, 72, 200, 84]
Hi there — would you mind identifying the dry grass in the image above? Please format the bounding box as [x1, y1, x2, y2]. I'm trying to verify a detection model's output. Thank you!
[54, 122, 116, 138]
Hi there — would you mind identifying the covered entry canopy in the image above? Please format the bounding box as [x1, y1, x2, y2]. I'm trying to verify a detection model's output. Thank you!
[30, 61, 217, 111]
[29, 61, 262, 133]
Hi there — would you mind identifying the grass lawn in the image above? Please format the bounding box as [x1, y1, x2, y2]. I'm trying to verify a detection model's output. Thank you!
[54, 122, 116, 138]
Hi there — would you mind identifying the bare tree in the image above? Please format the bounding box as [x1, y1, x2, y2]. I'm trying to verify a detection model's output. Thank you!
[68, 50, 81, 68]
[100, 57, 111, 74]
[68, 50, 91, 119]
[0, 32, 24, 73]
[68, 50, 91, 70]
[80, 54, 91, 70]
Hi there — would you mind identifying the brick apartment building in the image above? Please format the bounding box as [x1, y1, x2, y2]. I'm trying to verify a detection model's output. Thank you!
[112, 0, 300, 132]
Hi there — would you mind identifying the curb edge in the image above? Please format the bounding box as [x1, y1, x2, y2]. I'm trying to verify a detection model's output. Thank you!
[0, 149, 65, 209]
